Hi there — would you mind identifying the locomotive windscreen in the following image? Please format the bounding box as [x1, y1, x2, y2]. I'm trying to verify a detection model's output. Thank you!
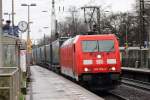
[82, 40, 114, 52]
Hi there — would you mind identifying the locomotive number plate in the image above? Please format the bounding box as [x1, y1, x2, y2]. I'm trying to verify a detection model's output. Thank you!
[94, 67, 107, 71]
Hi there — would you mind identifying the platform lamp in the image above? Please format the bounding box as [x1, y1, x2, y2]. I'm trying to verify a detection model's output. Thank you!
[21, 3, 36, 82]
[0, 0, 3, 67]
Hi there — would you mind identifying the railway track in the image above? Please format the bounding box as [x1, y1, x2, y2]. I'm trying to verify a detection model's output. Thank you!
[107, 91, 129, 100]
[121, 77, 150, 91]
[94, 77, 150, 100]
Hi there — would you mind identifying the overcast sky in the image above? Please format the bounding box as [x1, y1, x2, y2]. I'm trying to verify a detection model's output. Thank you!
[3, 0, 136, 40]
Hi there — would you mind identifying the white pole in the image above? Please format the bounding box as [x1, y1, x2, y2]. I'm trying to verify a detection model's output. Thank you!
[12, 0, 15, 25]
[0, 0, 3, 67]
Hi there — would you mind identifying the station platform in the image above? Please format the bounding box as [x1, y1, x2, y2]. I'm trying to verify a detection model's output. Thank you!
[26, 65, 104, 100]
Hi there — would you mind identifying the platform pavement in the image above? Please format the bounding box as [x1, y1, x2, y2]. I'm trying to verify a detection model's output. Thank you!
[26, 65, 104, 100]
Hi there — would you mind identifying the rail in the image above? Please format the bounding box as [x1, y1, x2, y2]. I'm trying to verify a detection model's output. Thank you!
[0, 67, 20, 100]
[108, 91, 129, 100]
[121, 77, 150, 91]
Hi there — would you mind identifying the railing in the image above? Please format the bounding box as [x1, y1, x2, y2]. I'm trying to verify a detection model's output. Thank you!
[0, 67, 20, 100]
[120, 47, 150, 69]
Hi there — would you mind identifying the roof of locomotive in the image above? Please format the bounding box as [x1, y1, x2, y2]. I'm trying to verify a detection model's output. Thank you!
[61, 34, 117, 47]
[74, 34, 117, 43]
[78, 34, 116, 38]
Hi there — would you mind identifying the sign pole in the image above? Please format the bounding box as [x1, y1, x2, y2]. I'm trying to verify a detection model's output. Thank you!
[0, 0, 3, 67]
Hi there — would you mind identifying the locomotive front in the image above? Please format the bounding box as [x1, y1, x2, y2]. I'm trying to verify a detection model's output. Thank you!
[77, 34, 121, 88]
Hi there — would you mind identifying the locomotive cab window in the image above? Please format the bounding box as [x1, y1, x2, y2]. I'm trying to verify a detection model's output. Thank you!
[98, 40, 114, 52]
[82, 40, 114, 52]
[82, 40, 98, 52]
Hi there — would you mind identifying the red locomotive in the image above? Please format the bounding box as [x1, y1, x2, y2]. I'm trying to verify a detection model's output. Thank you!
[60, 34, 121, 88]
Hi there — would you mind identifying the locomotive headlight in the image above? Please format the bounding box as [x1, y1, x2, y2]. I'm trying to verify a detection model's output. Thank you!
[107, 59, 116, 64]
[109, 66, 116, 71]
[84, 68, 89, 72]
[97, 55, 101, 58]
[111, 67, 116, 71]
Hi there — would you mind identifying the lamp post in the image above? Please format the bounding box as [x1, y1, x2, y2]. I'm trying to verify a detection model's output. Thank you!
[122, 22, 128, 48]
[139, 0, 150, 68]
[12, 0, 14, 26]
[4, 12, 12, 21]
[21, 3, 36, 59]
[42, 9, 50, 63]
[124, 23, 128, 49]
[21, 3, 36, 47]
[0, 1, 2, 28]
[43, 27, 49, 63]
[0, 0, 3, 67]
[21, 3, 36, 81]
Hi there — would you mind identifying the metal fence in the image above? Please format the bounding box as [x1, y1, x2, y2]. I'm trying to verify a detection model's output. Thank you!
[120, 47, 150, 69]
[0, 67, 20, 100]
